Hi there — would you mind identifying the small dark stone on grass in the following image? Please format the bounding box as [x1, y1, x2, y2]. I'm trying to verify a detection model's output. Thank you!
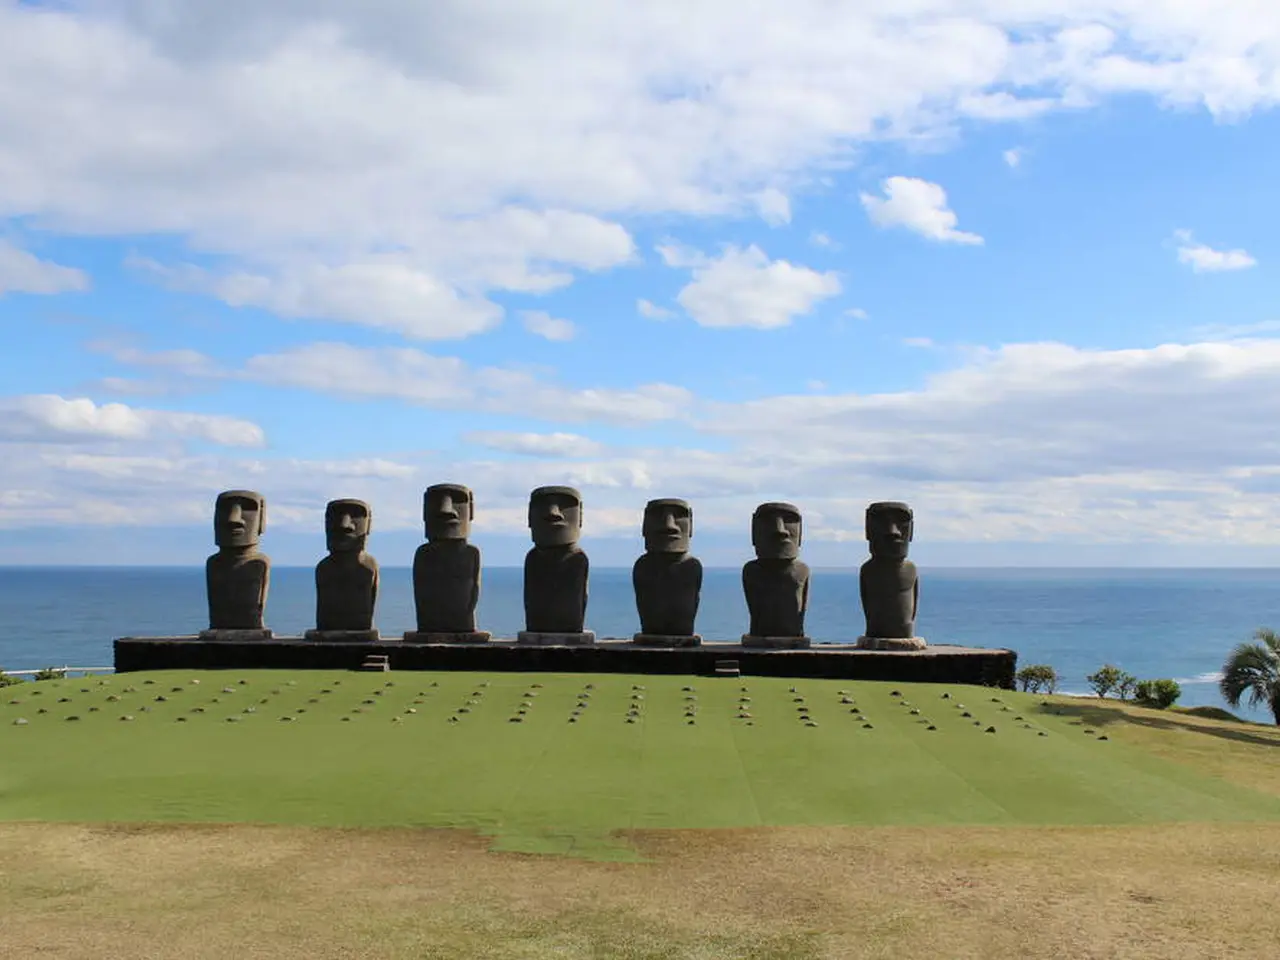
[985, 726, 996, 733]
[927, 724, 937, 730]
[176, 717, 187, 723]
[862, 723, 874, 729]
[890, 690, 901, 697]
[120, 715, 134, 722]
[1098, 735, 1109, 741]
[941, 692, 951, 699]
[509, 716, 523, 723]
[961, 711, 972, 718]
[280, 716, 295, 722]
[1038, 731, 1048, 736]
[58, 697, 72, 703]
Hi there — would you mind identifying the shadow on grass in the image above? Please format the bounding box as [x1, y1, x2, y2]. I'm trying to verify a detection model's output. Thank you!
[1033, 699, 1280, 750]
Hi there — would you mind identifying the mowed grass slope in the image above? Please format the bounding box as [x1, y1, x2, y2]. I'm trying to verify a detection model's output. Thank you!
[3, 671, 1279, 858]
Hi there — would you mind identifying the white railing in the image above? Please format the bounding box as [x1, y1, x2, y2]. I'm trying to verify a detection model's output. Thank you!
[3, 666, 115, 678]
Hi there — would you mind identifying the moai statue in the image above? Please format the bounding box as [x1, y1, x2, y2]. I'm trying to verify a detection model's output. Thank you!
[632, 498, 702, 646]
[305, 498, 380, 641]
[856, 501, 926, 650]
[517, 485, 593, 644]
[741, 501, 811, 648]
[203, 489, 272, 639]
[404, 483, 489, 643]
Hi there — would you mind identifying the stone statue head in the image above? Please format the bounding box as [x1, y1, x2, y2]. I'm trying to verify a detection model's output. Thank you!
[528, 485, 583, 548]
[325, 498, 371, 553]
[866, 501, 913, 560]
[424, 483, 473, 542]
[643, 498, 693, 555]
[214, 490, 266, 550]
[752, 502, 802, 561]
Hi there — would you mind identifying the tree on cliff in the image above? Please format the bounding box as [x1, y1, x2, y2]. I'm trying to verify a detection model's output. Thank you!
[1219, 627, 1280, 725]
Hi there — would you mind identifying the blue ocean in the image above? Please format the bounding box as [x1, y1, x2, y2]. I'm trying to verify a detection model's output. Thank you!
[1, 567, 1276, 722]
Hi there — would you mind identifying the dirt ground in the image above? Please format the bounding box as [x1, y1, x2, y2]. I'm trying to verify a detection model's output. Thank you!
[3, 819, 1280, 959]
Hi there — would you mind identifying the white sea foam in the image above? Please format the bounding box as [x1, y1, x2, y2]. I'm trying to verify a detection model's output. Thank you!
[1173, 672, 1223, 685]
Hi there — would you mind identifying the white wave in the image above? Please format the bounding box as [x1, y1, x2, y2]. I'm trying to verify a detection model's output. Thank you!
[1172, 672, 1223, 685]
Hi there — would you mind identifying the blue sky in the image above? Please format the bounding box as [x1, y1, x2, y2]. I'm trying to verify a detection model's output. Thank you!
[4, 0, 1280, 566]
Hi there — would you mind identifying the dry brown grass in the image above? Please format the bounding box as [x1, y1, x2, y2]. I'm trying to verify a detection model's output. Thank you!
[4, 820, 1280, 959]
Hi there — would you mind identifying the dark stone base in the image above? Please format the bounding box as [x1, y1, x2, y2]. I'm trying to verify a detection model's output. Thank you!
[517, 631, 596, 646]
[633, 633, 701, 647]
[856, 635, 928, 651]
[198, 629, 274, 642]
[113, 637, 1016, 688]
[403, 631, 492, 644]
[305, 629, 381, 643]
[742, 634, 811, 649]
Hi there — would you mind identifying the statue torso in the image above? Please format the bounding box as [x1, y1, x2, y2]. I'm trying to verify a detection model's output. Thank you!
[206, 551, 270, 630]
[315, 552, 379, 631]
[633, 552, 702, 636]
[860, 557, 918, 638]
[742, 558, 809, 637]
[524, 545, 588, 633]
[413, 541, 481, 632]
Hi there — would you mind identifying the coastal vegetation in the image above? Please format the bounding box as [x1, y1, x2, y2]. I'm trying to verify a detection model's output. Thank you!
[1220, 627, 1280, 725]
[1014, 664, 1058, 693]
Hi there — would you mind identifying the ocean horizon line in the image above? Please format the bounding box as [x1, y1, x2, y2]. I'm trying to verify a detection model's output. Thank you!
[2, 564, 1279, 572]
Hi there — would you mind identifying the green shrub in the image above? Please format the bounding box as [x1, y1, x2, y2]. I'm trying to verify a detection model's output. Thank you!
[32, 667, 66, 682]
[0, 668, 23, 688]
[1016, 664, 1059, 694]
[1086, 665, 1137, 699]
[1134, 678, 1181, 709]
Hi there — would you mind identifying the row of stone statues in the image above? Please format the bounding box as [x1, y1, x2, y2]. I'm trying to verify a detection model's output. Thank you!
[204, 486, 924, 650]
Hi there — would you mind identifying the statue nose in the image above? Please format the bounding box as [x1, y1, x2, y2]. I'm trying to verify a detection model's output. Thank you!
[774, 517, 789, 536]
[227, 505, 245, 527]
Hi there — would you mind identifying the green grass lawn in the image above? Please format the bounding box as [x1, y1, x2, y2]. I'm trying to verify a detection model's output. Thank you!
[4, 670, 1279, 859]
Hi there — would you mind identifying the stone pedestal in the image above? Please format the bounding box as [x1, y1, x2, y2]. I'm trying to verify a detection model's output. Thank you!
[402, 631, 492, 644]
[304, 629, 381, 643]
[741, 634, 811, 649]
[198, 629, 273, 641]
[517, 631, 596, 646]
[632, 633, 701, 647]
[856, 636, 928, 651]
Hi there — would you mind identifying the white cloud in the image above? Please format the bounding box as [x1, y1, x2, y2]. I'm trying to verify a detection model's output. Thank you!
[903, 336, 934, 347]
[463, 431, 605, 458]
[0, 395, 265, 447]
[637, 298, 674, 320]
[0, 239, 89, 296]
[521, 310, 577, 341]
[1173, 229, 1257, 273]
[1002, 147, 1024, 167]
[17, 337, 1280, 549]
[809, 231, 839, 250]
[129, 256, 503, 340]
[860, 177, 984, 245]
[754, 188, 792, 226]
[662, 244, 841, 329]
[2, 0, 1278, 334]
[240, 342, 695, 425]
[845, 307, 870, 320]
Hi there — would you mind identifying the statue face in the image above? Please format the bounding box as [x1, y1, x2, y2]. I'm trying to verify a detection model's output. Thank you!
[866, 502, 913, 559]
[752, 502, 802, 561]
[528, 486, 582, 548]
[643, 499, 692, 554]
[424, 484, 473, 542]
[325, 499, 370, 553]
[214, 490, 265, 549]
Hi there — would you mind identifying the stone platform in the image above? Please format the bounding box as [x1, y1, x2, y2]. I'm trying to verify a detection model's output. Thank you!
[113, 636, 1016, 688]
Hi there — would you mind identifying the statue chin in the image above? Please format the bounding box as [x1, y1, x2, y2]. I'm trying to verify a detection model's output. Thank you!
[533, 528, 578, 548]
